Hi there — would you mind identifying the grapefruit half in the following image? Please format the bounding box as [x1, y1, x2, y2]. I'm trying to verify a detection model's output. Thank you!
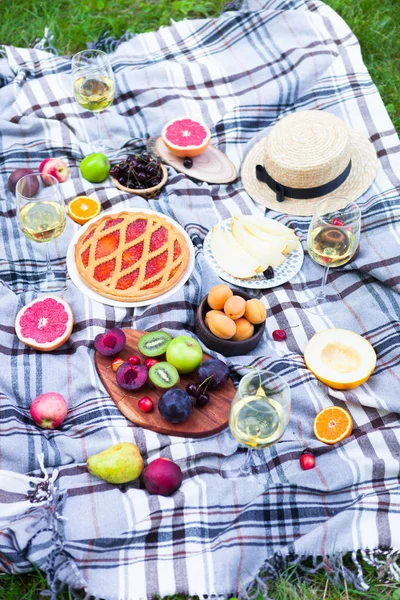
[304, 328, 376, 390]
[161, 117, 211, 157]
[15, 296, 74, 351]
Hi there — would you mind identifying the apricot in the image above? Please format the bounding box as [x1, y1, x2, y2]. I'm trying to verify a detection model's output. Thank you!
[205, 309, 223, 328]
[207, 284, 233, 310]
[207, 311, 237, 339]
[231, 318, 254, 341]
[244, 299, 267, 324]
[224, 295, 246, 320]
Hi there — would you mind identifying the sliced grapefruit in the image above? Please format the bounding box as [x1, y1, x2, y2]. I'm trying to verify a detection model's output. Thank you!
[15, 296, 74, 351]
[161, 117, 211, 157]
[314, 406, 353, 444]
[304, 328, 376, 390]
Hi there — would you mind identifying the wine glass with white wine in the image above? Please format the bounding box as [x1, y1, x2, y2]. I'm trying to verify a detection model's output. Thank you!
[305, 197, 361, 315]
[16, 173, 67, 292]
[72, 49, 115, 153]
[221, 370, 291, 478]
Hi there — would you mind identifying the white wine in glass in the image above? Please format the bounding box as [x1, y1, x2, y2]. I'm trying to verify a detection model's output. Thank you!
[72, 49, 115, 152]
[16, 173, 66, 292]
[221, 370, 291, 478]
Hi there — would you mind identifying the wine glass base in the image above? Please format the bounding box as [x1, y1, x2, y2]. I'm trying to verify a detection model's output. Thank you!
[303, 293, 341, 316]
[34, 275, 67, 295]
[220, 450, 268, 479]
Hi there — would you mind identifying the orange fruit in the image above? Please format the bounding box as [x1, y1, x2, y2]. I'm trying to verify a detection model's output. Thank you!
[161, 117, 211, 157]
[313, 406, 353, 445]
[68, 196, 101, 225]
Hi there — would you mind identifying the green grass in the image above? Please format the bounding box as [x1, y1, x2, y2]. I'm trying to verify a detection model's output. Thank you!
[0, 0, 399, 598]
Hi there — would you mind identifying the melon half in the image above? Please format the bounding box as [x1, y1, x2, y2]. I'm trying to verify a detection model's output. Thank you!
[304, 329, 376, 390]
[15, 296, 74, 351]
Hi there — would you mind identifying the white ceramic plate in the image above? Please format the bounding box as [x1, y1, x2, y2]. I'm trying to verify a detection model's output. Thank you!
[203, 217, 304, 289]
[66, 207, 195, 308]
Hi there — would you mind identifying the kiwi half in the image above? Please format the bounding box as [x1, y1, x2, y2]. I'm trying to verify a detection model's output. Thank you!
[148, 362, 179, 389]
[138, 331, 172, 357]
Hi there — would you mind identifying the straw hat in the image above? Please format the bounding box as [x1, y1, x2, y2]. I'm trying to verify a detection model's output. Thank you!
[241, 111, 378, 216]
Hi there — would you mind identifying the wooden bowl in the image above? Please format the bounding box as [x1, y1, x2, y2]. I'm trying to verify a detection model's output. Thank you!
[195, 290, 265, 357]
[111, 163, 168, 199]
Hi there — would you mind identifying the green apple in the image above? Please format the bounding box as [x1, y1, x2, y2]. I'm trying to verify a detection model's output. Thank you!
[166, 335, 203, 375]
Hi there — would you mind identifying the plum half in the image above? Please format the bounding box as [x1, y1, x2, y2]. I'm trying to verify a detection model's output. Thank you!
[94, 327, 126, 356]
[116, 362, 148, 391]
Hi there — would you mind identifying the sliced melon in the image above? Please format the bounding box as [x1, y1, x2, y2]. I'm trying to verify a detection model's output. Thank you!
[231, 218, 286, 267]
[210, 227, 264, 279]
[238, 215, 291, 236]
[304, 329, 376, 390]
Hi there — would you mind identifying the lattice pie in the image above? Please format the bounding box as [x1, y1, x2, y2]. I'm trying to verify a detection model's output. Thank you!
[75, 211, 190, 302]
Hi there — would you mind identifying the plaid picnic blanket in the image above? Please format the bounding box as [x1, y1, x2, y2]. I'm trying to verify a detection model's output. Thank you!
[0, 1, 399, 598]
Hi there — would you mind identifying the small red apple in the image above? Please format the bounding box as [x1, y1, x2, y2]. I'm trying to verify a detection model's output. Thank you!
[39, 158, 70, 185]
[30, 392, 68, 429]
[143, 457, 183, 496]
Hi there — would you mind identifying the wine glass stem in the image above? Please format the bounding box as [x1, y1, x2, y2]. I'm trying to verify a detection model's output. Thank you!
[240, 448, 253, 475]
[94, 111, 102, 144]
[45, 243, 55, 283]
[317, 266, 330, 300]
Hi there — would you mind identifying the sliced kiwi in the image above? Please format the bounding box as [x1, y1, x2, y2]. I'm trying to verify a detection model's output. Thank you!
[149, 362, 179, 389]
[138, 331, 172, 357]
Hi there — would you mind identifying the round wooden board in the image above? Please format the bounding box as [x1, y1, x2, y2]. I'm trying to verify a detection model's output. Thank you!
[95, 329, 236, 438]
[155, 137, 238, 184]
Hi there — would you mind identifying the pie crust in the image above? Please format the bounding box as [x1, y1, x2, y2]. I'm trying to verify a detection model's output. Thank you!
[74, 211, 190, 302]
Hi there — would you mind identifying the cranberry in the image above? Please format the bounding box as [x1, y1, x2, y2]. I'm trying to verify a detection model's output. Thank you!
[138, 396, 153, 413]
[272, 329, 286, 341]
[186, 383, 200, 397]
[144, 358, 158, 370]
[332, 217, 344, 226]
[127, 355, 141, 366]
[300, 449, 315, 470]
[111, 357, 124, 372]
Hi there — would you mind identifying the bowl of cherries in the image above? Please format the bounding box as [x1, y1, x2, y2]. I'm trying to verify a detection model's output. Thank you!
[110, 152, 168, 199]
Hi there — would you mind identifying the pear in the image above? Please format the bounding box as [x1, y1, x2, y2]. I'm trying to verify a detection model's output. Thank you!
[87, 442, 144, 484]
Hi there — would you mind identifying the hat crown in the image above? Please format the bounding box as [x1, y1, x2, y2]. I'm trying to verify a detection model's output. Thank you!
[265, 111, 352, 189]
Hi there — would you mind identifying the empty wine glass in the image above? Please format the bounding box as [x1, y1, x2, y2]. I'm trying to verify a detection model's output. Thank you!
[221, 370, 291, 478]
[16, 173, 67, 292]
[72, 49, 115, 152]
[304, 197, 361, 315]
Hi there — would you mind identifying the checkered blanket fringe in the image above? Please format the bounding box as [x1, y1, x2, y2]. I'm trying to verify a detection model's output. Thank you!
[1, 0, 400, 599]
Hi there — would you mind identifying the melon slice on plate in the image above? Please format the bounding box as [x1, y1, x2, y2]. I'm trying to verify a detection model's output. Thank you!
[15, 296, 74, 351]
[210, 227, 266, 278]
[304, 329, 376, 390]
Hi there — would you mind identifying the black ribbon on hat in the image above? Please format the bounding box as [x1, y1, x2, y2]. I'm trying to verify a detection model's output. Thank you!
[255, 160, 352, 203]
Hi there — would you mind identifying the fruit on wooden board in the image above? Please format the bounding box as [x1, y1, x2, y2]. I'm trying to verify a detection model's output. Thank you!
[244, 298, 267, 324]
[87, 442, 143, 484]
[231, 317, 254, 341]
[197, 359, 229, 390]
[207, 284, 233, 310]
[143, 457, 183, 496]
[15, 296, 74, 351]
[313, 406, 353, 445]
[148, 362, 180, 389]
[165, 335, 203, 375]
[30, 392, 68, 429]
[138, 331, 172, 357]
[210, 227, 266, 278]
[116, 362, 148, 391]
[304, 329, 376, 390]
[110, 153, 164, 191]
[161, 117, 211, 157]
[39, 158, 69, 184]
[8, 168, 39, 195]
[158, 388, 193, 423]
[94, 327, 126, 356]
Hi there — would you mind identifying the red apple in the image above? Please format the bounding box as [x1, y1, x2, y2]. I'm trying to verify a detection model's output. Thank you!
[39, 158, 70, 185]
[30, 392, 68, 429]
[143, 457, 183, 496]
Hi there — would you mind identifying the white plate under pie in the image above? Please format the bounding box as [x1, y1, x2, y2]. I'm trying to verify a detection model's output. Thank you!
[203, 217, 304, 289]
[66, 207, 195, 308]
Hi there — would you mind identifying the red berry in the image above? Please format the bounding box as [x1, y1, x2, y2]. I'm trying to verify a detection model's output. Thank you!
[300, 452, 315, 470]
[272, 329, 286, 341]
[332, 217, 344, 226]
[138, 396, 153, 413]
[127, 355, 140, 366]
[111, 357, 124, 372]
[144, 358, 158, 370]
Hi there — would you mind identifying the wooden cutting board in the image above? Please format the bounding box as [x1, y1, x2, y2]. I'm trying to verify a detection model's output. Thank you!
[95, 329, 236, 438]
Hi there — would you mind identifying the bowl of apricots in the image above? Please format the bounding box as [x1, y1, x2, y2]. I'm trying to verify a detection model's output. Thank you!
[195, 284, 266, 356]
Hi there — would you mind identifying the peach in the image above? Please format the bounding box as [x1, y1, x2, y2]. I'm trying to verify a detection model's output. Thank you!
[207, 284, 233, 310]
[244, 299, 267, 324]
[224, 295, 246, 320]
[144, 457, 183, 496]
[207, 311, 236, 339]
[231, 318, 254, 341]
[205, 309, 223, 328]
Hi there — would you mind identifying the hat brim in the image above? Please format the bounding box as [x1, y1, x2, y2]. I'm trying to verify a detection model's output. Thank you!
[241, 130, 378, 216]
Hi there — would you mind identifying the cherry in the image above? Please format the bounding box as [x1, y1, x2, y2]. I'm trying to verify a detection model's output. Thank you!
[111, 357, 124, 372]
[183, 157, 193, 169]
[332, 217, 344, 226]
[272, 329, 286, 341]
[300, 449, 315, 470]
[144, 358, 158, 370]
[186, 383, 200, 397]
[138, 396, 153, 413]
[196, 392, 210, 408]
[127, 355, 141, 366]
